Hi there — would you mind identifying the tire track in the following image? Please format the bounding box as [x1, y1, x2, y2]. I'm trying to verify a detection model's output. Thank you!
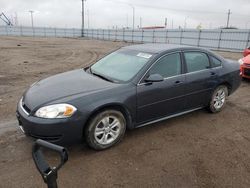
[0, 120, 18, 135]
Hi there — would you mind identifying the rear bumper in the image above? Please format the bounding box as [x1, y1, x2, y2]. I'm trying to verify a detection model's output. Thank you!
[16, 103, 85, 145]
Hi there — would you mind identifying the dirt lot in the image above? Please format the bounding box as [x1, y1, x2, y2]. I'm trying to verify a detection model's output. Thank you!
[0, 36, 250, 188]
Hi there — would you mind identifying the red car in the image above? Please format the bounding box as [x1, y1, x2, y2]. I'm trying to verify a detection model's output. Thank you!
[239, 47, 250, 79]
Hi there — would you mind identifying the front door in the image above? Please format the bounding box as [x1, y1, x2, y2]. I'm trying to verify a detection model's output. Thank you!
[136, 52, 186, 124]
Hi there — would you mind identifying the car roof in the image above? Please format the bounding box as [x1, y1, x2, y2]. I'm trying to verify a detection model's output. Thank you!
[122, 43, 206, 54]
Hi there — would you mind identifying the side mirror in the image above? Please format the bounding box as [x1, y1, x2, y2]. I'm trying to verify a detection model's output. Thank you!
[145, 74, 164, 83]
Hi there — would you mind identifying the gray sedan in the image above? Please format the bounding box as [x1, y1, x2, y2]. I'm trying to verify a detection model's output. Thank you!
[16, 43, 241, 150]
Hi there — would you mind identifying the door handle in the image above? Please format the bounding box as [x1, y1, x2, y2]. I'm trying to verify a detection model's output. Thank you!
[210, 72, 216, 76]
[175, 80, 183, 84]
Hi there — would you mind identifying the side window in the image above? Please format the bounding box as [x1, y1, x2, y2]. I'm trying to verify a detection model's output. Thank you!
[210, 56, 222, 67]
[149, 53, 181, 78]
[184, 52, 210, 73]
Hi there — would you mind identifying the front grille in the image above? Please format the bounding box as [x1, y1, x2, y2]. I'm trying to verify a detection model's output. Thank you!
[244, 68, 250, 76]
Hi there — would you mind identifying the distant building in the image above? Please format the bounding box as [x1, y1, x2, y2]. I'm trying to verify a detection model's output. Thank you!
[140, 26, 165, 30]
[220, 26, 238, 29]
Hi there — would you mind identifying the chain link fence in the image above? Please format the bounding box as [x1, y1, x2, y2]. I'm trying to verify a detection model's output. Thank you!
[1, 26, 250, 52]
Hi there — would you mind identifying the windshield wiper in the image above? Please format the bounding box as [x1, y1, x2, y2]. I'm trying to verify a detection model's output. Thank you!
[89, 67, 92, 74]
[92, 72, 116, 83]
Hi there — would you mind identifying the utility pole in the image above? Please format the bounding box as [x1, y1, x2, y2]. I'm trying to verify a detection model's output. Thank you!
[14, 12, 18, 26]
[87, 9, 90, 29]
[81, 0, 86, 37]
[29, 10, 34, 28]
[126, 14, 128, 29]
[226, 9, 232, 28]
[184, 16, 188, 29]
[129, 4, 135, 30]
[165, 18, 167, 28]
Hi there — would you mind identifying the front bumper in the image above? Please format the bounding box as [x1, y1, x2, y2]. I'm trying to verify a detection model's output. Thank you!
[16, 102, 85, 145]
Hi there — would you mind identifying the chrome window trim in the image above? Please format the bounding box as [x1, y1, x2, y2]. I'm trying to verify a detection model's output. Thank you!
[137, 51, 182, 85]
[137, 50, 223, 86]
[184, 65, 222, 75]
[137, 65, 223, 86]
[19, 98, 29, 116]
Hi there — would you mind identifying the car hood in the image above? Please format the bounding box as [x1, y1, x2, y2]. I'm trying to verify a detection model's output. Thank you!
[23, 69, 116, 110]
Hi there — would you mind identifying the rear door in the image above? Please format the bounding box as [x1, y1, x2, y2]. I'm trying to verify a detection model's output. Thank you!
[136, 52, 186, 124]
[183, 51, 219, 109]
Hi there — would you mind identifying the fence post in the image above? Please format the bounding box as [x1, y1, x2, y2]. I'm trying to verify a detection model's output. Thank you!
[123, 28, 125, 42]
[32, 27, 35, 37]
[218, 29, 223, 50]
[72, 28, 75, 37]
[141, 30, 144, 43]
[44, 27, 46, 37]
[197, 29, 202, 47]
[54, 28, 57, 37]
[132, 29, 134, 43]
[180, 29, 183, 44]
[152, 30, 155, 43]
[5, 26, 8, 36]
[115, 28, 117, 41]
[245, 30, 250, 48]
[20, 26, 23, 36]
[103, 29, 104, 40]
[165, 29, 168, 43]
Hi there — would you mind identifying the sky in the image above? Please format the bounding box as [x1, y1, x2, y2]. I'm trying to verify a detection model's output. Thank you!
[0, 0, 250, 29]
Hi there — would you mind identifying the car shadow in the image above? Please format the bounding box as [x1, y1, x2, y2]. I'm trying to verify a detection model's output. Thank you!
[66, 108, 209, 155]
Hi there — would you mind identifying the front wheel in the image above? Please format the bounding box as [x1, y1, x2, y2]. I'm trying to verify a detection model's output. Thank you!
[85, 109, 126, 150]
[208, 85, 228, 113]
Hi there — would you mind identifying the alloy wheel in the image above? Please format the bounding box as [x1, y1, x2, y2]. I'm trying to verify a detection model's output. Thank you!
[94, 115, 121, 145]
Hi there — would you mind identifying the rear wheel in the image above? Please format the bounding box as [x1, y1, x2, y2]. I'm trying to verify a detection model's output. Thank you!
[208, 85, 228, 113]
[85, 109, 126, 150]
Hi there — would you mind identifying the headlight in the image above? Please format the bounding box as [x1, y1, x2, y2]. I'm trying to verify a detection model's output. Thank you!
[35, 104, 77, 119]
[238, 59, 244, 65]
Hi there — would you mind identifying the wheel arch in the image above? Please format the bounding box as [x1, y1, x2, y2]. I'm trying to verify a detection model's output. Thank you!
[84, 103, 134, 134]
[218, 81, 232, 95]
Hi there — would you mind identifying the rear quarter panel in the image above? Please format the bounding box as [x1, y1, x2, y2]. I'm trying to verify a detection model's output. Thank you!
[220, 59, 241, 95]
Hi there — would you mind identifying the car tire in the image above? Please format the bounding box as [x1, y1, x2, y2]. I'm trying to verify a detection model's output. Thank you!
[85, 109, 126, 150]
[208, 85, 228, 113]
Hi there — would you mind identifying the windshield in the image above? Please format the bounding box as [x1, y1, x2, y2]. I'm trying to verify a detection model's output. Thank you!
[90, 49, 153, 82]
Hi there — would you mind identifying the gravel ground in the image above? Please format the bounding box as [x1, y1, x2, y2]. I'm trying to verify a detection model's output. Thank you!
[0, 36, 250, 188]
